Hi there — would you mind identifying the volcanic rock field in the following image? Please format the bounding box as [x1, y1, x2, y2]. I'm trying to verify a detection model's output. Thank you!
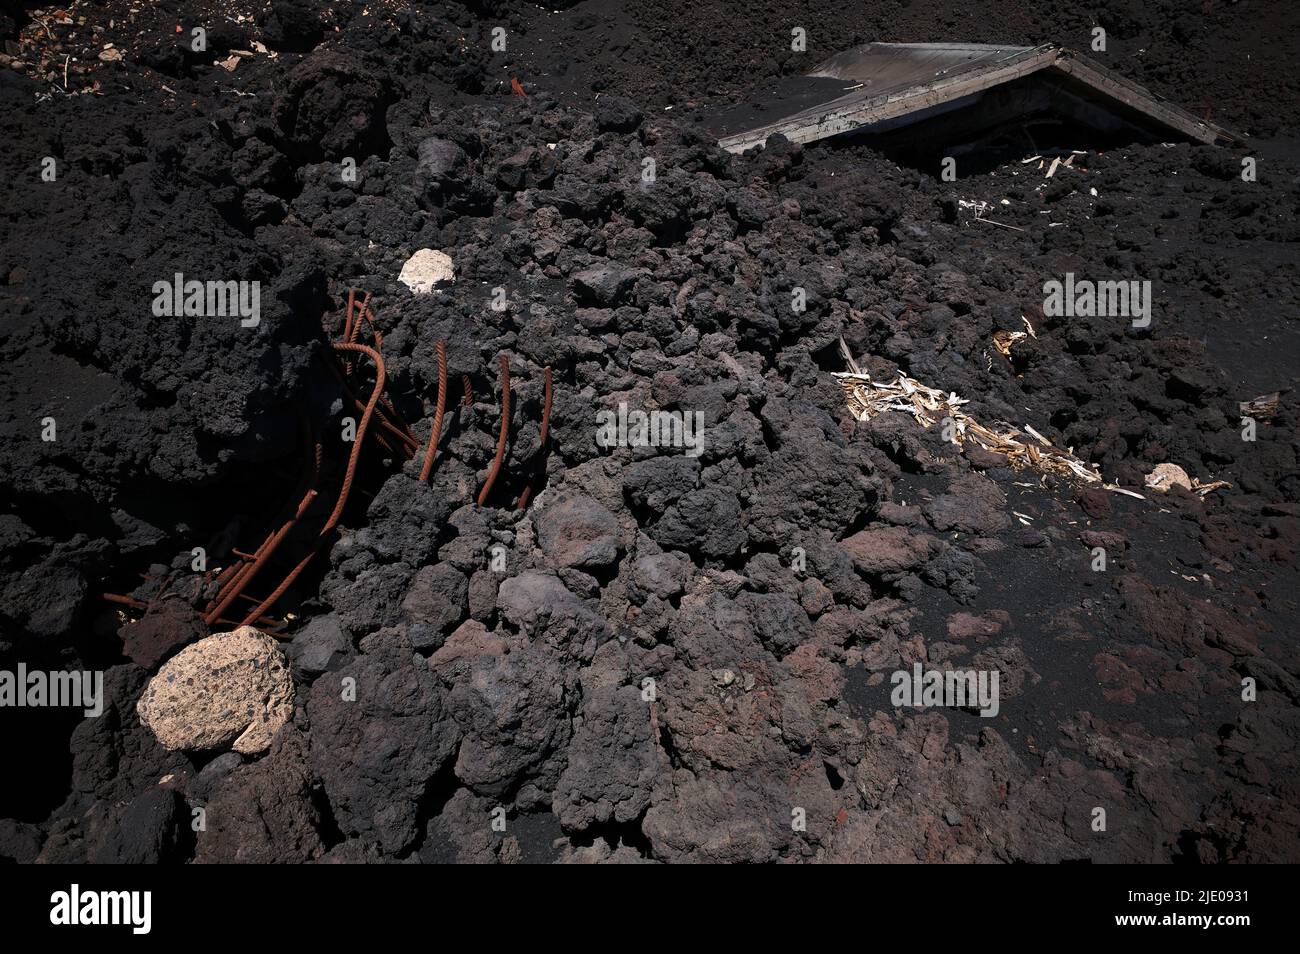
[0, 0, 1297, 864]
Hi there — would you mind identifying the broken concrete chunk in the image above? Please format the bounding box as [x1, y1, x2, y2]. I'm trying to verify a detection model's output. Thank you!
[398, 248, 455, 293]
[137, 626, 294, 755]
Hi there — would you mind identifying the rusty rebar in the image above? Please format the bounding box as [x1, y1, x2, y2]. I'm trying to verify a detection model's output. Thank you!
[348, 293, 371, 345]
[238, 540, 321, 628]
[326, 342, 386, 531]
[237, 342, 387, 627]
[341, 291, 373, 379]
[204, 487, 317, 625]
[120, 293, 415, 631]
[215, 614, 283, 630]
[477, 355, 511, 506]
[343, 288, 357, 342]
[210, 561, 244, 595]
[352, 302, 414, 437]
[332, 297, 417, 457]
[419, 340, 448, 482]
[516, 365, 552, 509]
[325, 356, 418, 458]
[204, 422, 321, 624]
[112, 293, 416, 632]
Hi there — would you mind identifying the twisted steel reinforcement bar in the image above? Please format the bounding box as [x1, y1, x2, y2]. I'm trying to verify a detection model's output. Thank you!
[516, 365, 552, 509]
[419, 340, 448, 482]
[339, 291, 417, 457]
[104, 292, 413, 632]
[477, 354, 511, 506]
[326, 357, 418, 458]
[200, 419, 321, 625]
[201, 297, 397, 627]
[323, 341, 386, 530]
[235, 339, 388, 627]
[108, 295, 557, 633]
[203, 485, 318, 625]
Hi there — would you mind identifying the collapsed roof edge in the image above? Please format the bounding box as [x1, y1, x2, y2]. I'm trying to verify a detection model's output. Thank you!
[716, 42, 1241, 154]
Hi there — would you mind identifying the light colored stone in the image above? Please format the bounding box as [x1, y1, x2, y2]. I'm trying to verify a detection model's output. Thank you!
[398, 248, 455, 293]
[1144, 462, 1192, 493]
[137, 626, 293, 754]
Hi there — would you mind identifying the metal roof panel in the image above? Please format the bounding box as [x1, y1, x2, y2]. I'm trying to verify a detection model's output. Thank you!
[714, 42, 1236, 153]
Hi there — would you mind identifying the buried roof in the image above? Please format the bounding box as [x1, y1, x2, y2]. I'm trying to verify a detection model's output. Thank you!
[713, 42, 1238, 154]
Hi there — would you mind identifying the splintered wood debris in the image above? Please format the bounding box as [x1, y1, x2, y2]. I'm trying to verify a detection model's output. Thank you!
[957, 198, 1024, 232]
[835, 338, 1142, 497]
[835, 342, 1230, 500]
[992, 330, 1022, 356]
[992, 315, 1038, 357]
[833, 367, 1114, 486]
[1021, 151, 1086, 177]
